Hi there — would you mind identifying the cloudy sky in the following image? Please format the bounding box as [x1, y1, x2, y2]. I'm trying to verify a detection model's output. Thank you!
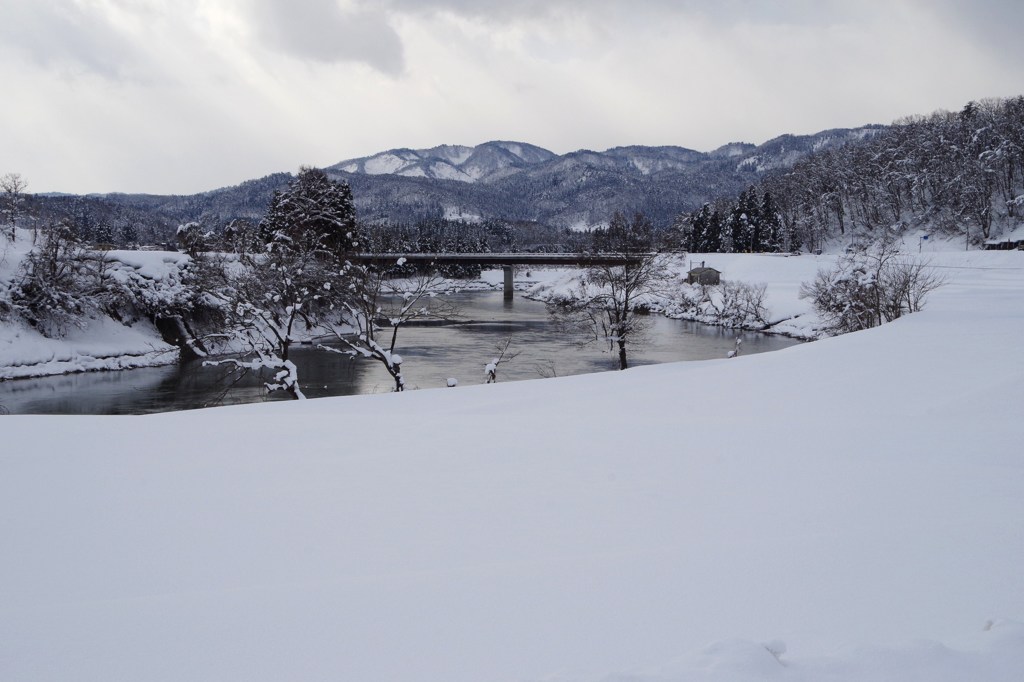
[2, 0, 1022, 195]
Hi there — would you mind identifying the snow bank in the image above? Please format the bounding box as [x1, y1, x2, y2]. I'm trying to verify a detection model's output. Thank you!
[0, 316, 176, 379]
[1, 236, 183, 378]
[1, 249, 1023, 681]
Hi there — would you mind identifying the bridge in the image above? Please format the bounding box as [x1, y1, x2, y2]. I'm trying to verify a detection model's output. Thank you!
[351, 252, 650, 300]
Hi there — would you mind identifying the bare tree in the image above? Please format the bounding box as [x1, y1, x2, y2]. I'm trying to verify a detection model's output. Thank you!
[320, 260, 458, 392]
[205, 231, 354, 400]
[549, 212, 670, 370]
[1, 173, 28, 241]
[701, 281, 770, 328]
[484, 337, 519, 383]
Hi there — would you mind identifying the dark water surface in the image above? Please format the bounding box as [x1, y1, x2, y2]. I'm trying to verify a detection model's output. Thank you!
[0, 292, 799, 415]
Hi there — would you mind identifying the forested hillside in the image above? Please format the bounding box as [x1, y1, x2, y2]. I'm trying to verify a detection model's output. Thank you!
[681, 97, 1024, 252]
[336, 131, 880, 231]
[15, 128, 879, 248]
[12, 97, 1023, 254]
[24, 173, 292, 247]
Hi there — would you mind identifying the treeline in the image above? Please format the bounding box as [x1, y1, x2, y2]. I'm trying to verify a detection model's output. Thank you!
[676, 187, 785, 253]
[19, 173, 293, 249]
[680, 96, 1024, 252]
[364, 219, 501, 278]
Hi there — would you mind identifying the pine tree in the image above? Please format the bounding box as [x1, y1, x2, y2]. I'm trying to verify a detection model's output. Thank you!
[690, 204, 708, 252]
[691, 203, 722, 253]
[728, 187, 761, 253]
[259, 167, 359, 257]
[706, 206, 724, 252]
[592, 211, 653, 253]
[760, 191, 783, 252]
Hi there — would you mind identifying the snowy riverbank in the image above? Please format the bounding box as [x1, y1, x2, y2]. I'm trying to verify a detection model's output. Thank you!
[0, 235, 973, 380]
[0, 235, 186, 379]
[2, 247, 1023, 681]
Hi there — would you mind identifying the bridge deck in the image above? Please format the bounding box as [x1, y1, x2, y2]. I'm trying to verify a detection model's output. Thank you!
[351, 252, 650, 266]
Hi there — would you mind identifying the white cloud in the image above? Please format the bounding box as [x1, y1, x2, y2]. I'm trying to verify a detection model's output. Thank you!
[247, 0, 405, 74]
[0, 0, 1021, 194]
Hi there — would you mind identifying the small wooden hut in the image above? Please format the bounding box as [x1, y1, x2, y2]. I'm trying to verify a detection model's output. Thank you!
[687, 266, 721, 285]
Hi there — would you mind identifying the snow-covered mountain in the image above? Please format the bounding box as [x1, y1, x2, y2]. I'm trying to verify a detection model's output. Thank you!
[30, 125, 885, 239]
[331, 129, 882, 188]
[736, 126, 885, 173]
[330, 141, 557, 183]
[330, 127, 883, 229]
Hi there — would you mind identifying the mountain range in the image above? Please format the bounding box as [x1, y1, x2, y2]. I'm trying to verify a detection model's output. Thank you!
[331, 127, 882, 229]
[33, 125, 885, 243]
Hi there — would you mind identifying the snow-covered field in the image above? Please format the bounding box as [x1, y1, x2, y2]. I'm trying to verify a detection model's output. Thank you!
[2, 248, 1023, 681]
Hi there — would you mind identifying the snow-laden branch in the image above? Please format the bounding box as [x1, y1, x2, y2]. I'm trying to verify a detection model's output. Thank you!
[204, 353, 306, 400]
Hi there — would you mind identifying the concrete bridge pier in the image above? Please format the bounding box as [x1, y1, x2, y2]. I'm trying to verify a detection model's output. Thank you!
[503, 265, 514, 301]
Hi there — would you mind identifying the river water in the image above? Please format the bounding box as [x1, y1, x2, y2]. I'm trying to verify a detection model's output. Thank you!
[0, 292, 799, 415]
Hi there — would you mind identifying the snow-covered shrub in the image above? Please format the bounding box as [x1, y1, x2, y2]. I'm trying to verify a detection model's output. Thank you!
[800, 241, 943, 335]
[799, 265, 876, 335]
[669, 280, 770, 329]
[86, 251, 229, 341]
[9, 221, 95, 336]
[709, 281, 770, 328]
[176, 222, 209, 257]
[220, 218, 260, 255]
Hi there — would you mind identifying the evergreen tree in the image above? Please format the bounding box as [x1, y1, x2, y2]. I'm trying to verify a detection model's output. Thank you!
[208, 167, 360, 400]
[592, 211, 654, 253]
[759, 191, 783, 252]
[728, 187, 761, 253]
[259, 167, 359, 257]
[690, 204, 709, 252]
[691, 203, 723, 253]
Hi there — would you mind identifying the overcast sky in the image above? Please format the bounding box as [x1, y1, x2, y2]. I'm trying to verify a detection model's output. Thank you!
[2, 0, 1022, 195]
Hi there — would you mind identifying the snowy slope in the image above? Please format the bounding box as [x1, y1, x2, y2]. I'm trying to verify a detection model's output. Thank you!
[331, 140, 556, 183]
[1, 250, 1023, 681]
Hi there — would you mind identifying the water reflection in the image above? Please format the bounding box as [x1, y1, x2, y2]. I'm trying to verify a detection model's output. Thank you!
[0, 292, 799, 415]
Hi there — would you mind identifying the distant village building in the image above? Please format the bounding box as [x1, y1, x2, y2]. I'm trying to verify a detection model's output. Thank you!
[983, 239, 1024, 250]
[984, 226, 1024, 250]
[687, 264, 721, 285]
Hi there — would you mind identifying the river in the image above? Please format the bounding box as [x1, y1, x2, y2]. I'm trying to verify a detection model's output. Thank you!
[0, 292, 799, 415]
